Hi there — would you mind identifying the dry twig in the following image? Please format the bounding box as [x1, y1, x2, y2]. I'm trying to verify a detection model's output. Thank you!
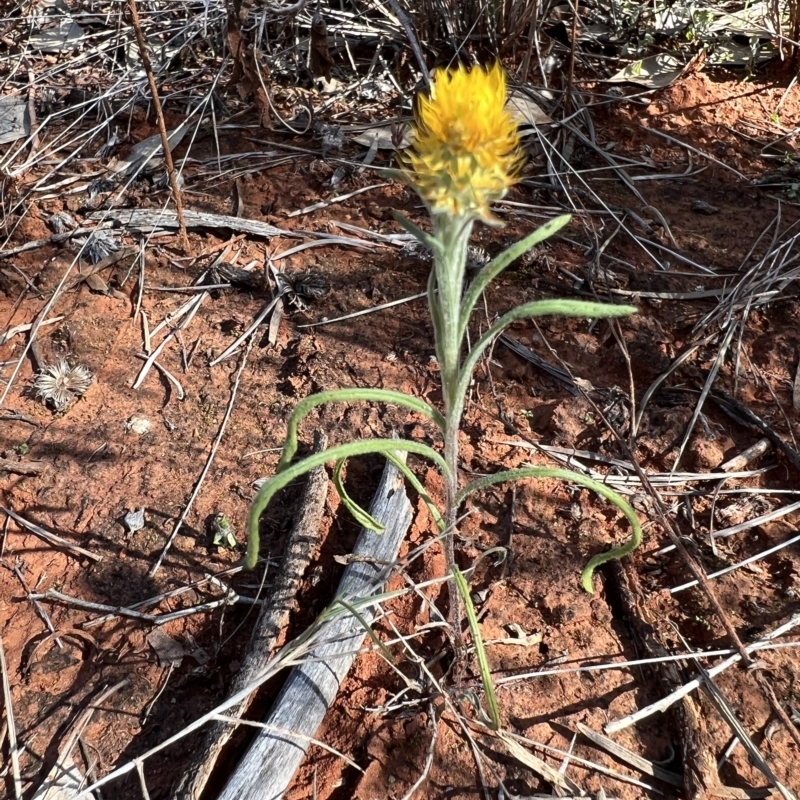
[2, 507, 102, 562]
[127, 0, 188, 249]
[0, 635, 22, 800]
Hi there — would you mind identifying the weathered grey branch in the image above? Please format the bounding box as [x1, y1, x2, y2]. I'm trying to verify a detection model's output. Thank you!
[87, 209, 297, 239]
[218, 456, 412, 800]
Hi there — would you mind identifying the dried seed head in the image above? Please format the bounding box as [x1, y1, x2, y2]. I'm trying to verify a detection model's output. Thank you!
[33, 359, 92, 411]
[277, 269, 329, 311]
[466, 244, 490, 271]
[48, 211, 78, 234]
[83, 231, 120, 264]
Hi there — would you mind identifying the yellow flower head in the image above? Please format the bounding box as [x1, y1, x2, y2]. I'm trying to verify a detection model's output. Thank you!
[406, 62, 523, 221]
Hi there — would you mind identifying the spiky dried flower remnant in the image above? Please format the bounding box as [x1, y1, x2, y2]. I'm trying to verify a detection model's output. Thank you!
[33, 359, 92, 411]
[406, 62, 523, 222]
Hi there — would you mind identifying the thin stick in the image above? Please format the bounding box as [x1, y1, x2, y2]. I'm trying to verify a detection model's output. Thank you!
[754, 668, 800, 752]
[692, 651, 797, 799]
[495, 641, 800, 684]
[642, 125, 747, 180]
[297, 291, 427, 328]
[133, 293, 205, 389]
[10, 563, 63, 648]
[135, 759, 152, 800]
[32, 680, 129, 799]
[607, 612, 800, 733]
[385, 0, 430, 89]
[671, 531, 800, 593]
[127, 0, 188, 250]
[133, 353, 185, 400]
[286, 182, 390, 218]
[563, 0, 579, 117]
[209, 293, 283, 366]
[497, 727, 660, 793]
[719, 437, 772, 472]
[153, 596, 258, 625]
[576, 723, 682, 787]
[0, 635, 22, 800]
[29, 590, 159, 623]
[83, 565, 248, 628]
[2, 506, 103, 562]
[397, 703, 438, 800]
[149, 336, 254, 576]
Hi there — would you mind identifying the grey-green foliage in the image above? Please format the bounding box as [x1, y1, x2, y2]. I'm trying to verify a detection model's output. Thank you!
[246, 213, 641, 596]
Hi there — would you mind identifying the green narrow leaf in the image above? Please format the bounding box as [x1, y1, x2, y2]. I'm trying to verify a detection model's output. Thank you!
[277, 389, 446, 473]
[459, 214, 572, 338]
[455, 300, 637, 410]
[457, 467, 642, 594]
[247, 439, 450, 569]
[452, 565, 501, 730]
[333, 458, 386, 533]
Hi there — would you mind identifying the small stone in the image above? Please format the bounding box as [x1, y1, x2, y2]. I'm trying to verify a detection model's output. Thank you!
[692, 199, 719, 215]
[126, 415, 151, 435]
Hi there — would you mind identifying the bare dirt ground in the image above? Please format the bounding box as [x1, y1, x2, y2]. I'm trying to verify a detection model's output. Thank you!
[2, 54, 800, 800]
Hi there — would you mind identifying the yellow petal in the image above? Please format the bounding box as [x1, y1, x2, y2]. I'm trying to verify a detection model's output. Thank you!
[405, 62, 524, 219]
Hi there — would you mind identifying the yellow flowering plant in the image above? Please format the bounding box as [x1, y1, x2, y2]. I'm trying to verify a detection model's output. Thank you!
[245, 63, 642, 631]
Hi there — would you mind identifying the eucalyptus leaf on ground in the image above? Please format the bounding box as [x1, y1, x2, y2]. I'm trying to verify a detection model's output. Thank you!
[607, 54, 685, 88]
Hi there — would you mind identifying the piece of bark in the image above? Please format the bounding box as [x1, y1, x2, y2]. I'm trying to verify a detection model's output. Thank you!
[610, 559, 720, 798]
[0, 458, 48, 476]
[87, 209, 295, 238]
[175, 433, 329, 800]
[218, 455, 413, 800]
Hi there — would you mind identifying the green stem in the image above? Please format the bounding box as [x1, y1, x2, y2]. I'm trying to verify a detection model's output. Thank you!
[429, 212, 475, 640]
[432, 213, 472, 419]
[442, 416, 461, 633]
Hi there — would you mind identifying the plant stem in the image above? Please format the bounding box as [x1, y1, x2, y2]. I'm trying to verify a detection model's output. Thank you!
[431, 213, 474, 646]
[442, 418, 463, 644]
[432, 215, 470, 413]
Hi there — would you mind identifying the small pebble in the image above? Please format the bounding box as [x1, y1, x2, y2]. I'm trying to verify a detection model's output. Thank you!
[126, 415, 151, 435]
[692, 199, 719, 215]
